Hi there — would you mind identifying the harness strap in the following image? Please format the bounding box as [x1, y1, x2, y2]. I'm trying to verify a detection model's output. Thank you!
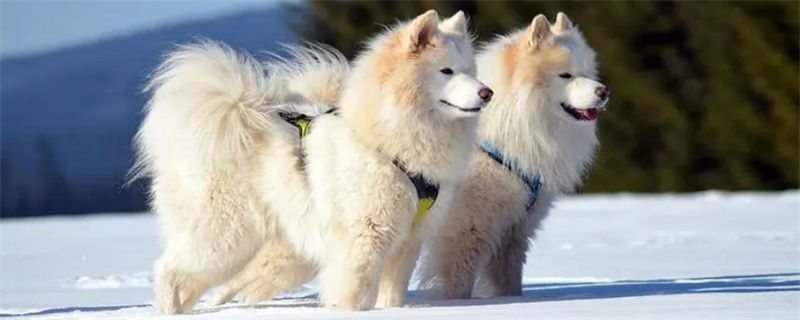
[278, 108, 338, 138]
[478, 141, 541, 209]
[393, 160, 440, 225]
[278, 109, 440, 224]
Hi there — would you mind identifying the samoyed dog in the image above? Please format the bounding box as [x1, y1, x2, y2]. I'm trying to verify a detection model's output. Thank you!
[419, 12, 609, 298]
[212, 11, 606, 306]
[133, 10, 490, 313]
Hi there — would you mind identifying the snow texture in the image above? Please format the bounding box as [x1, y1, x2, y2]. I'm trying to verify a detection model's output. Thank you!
[1, 191, 798, 319]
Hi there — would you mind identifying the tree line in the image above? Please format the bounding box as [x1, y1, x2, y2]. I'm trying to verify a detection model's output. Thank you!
[287, 0, 799, 192]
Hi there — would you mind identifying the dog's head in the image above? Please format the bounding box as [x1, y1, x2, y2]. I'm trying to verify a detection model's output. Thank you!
[510, 13, 609, 124]
[375, 10, 492, 119]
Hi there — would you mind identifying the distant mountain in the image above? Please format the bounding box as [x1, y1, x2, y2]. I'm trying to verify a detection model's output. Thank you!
[1, 7, 296, 218]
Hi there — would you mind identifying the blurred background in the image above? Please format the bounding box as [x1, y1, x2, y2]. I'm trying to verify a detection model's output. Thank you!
[1, 0, 798, 218]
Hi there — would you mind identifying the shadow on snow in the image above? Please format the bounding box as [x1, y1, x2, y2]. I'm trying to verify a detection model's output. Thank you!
[2, 272, 797, 317]
[414, 272, 800, 308]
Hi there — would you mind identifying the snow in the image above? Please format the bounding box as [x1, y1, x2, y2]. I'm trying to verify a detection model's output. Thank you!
[1, 191, 798, 319]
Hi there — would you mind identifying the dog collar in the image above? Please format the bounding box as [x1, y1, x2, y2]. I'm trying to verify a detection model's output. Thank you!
[478, 141, 541, 209]
[279, 109, 439, 225]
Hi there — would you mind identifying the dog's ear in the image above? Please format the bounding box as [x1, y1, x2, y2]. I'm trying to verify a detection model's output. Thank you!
[407, 10, 439, 52]
[440, 11, 469, 36]
[553, 12, 573, 34]
[525, 14, 553, 50]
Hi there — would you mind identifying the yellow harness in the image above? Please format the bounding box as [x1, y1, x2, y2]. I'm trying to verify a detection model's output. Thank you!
[392, 160, 439, 225]
[279, 111, 440, 225]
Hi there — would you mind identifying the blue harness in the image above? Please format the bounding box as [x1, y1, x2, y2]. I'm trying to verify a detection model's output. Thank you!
[478, 142, 542, 209]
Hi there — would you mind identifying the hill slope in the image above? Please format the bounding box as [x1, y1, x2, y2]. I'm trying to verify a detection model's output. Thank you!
[0, 7, 295, 217]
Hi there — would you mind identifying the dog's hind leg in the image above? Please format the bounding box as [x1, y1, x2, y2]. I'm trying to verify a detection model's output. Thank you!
[240, 258, 316, 305]
[211, 275, 248, 306]
[213, 238, 317, 305]
[178, 276, 211, 312]
[152, 251, 231, 313]
[153, 233, 261, 313]
[153, 257, 183, 314]
[153, 248, 216, 314]
[151, 193, 264, 313]
[153, 253, 218, 314]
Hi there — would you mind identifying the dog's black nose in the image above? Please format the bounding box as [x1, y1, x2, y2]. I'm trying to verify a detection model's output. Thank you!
[596, 86, 610, 100]
[479, 87, 493, 103]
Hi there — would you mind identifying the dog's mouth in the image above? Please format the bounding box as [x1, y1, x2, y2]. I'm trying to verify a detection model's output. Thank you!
[561, 102, 602, 121]
[440, 99, 483, 113]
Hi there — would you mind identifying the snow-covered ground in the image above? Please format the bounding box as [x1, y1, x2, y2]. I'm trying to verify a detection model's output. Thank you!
[1, 191, 798, 319]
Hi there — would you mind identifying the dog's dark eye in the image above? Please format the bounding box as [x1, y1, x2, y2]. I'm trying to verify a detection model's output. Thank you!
[559, 73, 573, 79]
[440, 68, 454, 75]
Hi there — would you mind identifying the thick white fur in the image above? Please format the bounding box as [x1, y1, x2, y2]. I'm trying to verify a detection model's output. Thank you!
[418, 12, 606, 298]
[136, 10, 487, 313]
[215, 11, 488, 309]
[133, 40, 345, 314]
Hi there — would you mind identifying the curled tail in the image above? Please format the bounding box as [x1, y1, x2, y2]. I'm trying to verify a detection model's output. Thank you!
[265, 43, 349, 109]
[132, 39, 348, 252]
[131, 41, 349, 181]
[132, 40, 280, 181]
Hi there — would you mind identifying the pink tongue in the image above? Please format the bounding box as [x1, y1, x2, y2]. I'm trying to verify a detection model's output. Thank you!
[583, 108, 599, 120]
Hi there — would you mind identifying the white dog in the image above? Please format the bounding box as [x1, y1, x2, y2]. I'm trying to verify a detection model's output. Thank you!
[212, 11, 606, 306]
[132, 10, 490, 313]
[419, 12, 608, 298]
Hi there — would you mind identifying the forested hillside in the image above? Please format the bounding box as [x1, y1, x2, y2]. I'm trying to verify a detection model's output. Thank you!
[289, 1, 799, 192]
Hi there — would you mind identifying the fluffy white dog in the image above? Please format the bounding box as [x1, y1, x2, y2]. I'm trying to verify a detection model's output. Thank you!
[419, 12, 608, 298]
[133, 10, 491, 313]
[210, 11, 607, 306]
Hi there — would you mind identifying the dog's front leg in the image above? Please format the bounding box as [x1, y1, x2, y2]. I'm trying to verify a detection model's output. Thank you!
[483, 193, 553, 297]
[374, 229, 424, 308]
[319, 214, 406, 311]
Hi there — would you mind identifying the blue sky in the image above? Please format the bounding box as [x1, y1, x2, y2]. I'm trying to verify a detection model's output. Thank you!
[0, 0, 285, 58]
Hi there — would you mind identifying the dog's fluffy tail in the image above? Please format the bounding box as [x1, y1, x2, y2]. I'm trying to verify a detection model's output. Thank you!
[132, 40, 350, 262]
[131, 41, 277, 181]
[265, 43, 349, 108]
[130, 41, 348, 182]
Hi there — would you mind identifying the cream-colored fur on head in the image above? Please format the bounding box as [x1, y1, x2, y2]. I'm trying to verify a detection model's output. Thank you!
[338, 10, 488, 181]
[419, 12, 606, 299]
[135, 10, 487, 313]
[477, 12, 601, 192]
